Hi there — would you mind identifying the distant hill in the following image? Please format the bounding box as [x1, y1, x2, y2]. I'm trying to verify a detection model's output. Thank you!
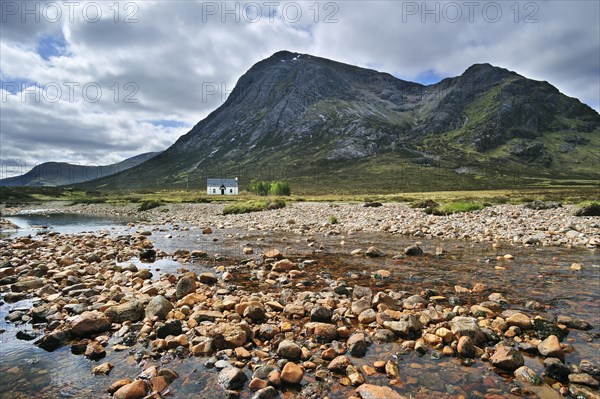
[0, 152, 161, 186]
[81, 51, 599, 193]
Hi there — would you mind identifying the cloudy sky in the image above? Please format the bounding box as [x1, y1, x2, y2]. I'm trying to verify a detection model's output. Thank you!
[1, 0, 599, 176]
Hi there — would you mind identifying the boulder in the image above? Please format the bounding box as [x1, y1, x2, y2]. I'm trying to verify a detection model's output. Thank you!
[206, 323, 251, 349]
[404, 245, 423, 256]
[113, 380, 148, 399]
[281, 362, 304, 384]
[277, 340, 301, 359]
[145, 296, 173, 320]
[218, 367, 248, 390]
[356, 384, 408, 399]
[105, 300, 144, 324]
[348, 333, 369, 357]
[175, 275, 196, 299]
[490, 345, 524, 371]
[450, 316, 485, 345]
[537, 335, 564, 359]
[71, 311, 112, 337]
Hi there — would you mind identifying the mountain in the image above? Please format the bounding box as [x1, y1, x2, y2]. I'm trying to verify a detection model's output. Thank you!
[83, 51, 599, 193]
[0, 152, 161, 186]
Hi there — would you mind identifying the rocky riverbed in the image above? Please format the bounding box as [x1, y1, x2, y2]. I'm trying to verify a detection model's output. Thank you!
[0, 202, 599, 399]
[2, 201, 600, 248]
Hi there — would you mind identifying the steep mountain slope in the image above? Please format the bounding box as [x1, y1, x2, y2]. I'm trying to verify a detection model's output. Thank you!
[84, 51, 599, 193]
[0, 152, 160, 186]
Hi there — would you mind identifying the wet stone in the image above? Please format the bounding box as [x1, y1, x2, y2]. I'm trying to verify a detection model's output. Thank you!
[113, 379, 148, 399]
[533, 318, 567, 340]
[356, 384, 408, 399]
[251, 386, 278, 399]
[569, 373, 600, 388]
[218, 367, 248, 390]
[514, 366, 542, 385]
[281, 362, 304, 384]
[556, 315, 592, 330]
[16, 330, 38, 341]
[277, 340, 301, 359]
[490, 345, 524, 371]
[348, 333, 369, 357]
[156, 319, 182, 339]
[543, 357, 570, 382]
[537, 335, 564, 359]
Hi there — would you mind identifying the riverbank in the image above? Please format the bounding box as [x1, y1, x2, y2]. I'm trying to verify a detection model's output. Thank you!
[3, 201, 599, 249]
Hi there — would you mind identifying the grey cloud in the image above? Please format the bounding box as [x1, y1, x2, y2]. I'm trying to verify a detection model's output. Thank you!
[1, 0, 597, 170]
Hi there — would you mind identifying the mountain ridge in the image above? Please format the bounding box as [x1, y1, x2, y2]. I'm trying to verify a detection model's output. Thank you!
[0, 152, 161, 187]
[80, 51, 599, 192]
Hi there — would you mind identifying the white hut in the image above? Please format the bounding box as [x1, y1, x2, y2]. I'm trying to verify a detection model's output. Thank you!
[207, 177, 238, 195]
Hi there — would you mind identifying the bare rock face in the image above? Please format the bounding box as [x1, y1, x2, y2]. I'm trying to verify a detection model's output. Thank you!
[70, 311, 112, 337]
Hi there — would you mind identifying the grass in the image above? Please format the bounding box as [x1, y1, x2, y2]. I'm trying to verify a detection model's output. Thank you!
[431, 201, 486, 215]
[1, 186, 598, 209]
[222, 199, 286, 215]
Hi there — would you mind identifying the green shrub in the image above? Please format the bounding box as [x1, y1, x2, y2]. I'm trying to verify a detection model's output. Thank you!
[138, 200, 164, 211]
[329, 215, 338, 224]
[434, 201, 486, 215]
[223, 199, 286, 215]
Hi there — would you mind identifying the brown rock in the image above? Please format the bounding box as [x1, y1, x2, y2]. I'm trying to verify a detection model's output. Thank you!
[113, 380, 148, 399]
[249, 377, 268, 390]
[281, 362, 304, 384]
[107, 378, 132, 394]
[506, 312, 532, 330]
[265, 249, 283, 259]
[92, 362, 113, 375]
[150, 376, 169, 392]
[71, 311, 112, 337]
[347, 365, 365, 386]
[457, 336, 476, 358]
[490, 345, 524, 371]
[235, 346, 252, 359]
[537, 335, 564, 359]
[272, 259, 295, 272]
[328, 355, 352, 372]
[356, 384, 408, 399]
[84, 341, 106, 360]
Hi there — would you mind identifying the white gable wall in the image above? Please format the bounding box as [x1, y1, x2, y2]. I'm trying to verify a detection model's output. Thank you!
[207, 185, 238, 195]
